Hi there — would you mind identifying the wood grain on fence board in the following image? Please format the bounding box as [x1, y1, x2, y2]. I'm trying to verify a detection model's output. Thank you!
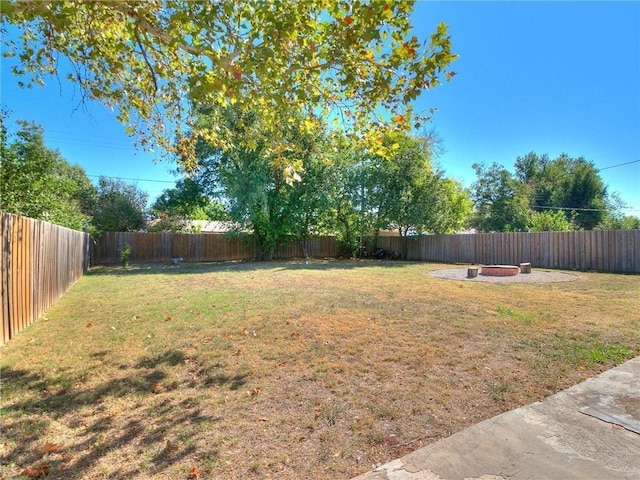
[1, 212, 90, 344]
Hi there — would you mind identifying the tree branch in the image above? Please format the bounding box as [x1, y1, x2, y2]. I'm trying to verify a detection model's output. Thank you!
[134, 27, 158, 93]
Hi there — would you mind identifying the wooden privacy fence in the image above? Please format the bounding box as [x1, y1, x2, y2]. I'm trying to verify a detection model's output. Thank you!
[94, 229, 639, 273]
[92, 232, 340, 264]
[1, 219, 637, 345]
[1, 212, 90, 344]
[374, 230, 640, 273]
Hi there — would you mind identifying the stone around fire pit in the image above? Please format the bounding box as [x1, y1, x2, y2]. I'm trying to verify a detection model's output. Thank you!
[481, 265, 519, 276]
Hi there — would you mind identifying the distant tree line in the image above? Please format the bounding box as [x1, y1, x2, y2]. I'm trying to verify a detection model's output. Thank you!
[1, 111, 637, 257]
[471, 152, 639, 232]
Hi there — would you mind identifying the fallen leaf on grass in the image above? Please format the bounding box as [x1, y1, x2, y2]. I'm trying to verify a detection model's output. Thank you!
[240, 328, 248, 336]
[43, 442, 61, 453]
[189, 466, 200, 479]
[86, 322, 93, 328]
[165, 314, 173, 321]
[21, 465, 49, 478]
[232, 348, 243, 356]
[151, 383, 165, 393]
[250, 386, 261, 397]
[132, 315, 141, 320]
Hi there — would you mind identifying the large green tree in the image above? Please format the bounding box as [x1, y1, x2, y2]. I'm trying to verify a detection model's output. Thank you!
[90, 177, 148, 234]
[474, 152, 614, 232]
[316, 132, 471, 257]
[471, 162, 530, 232]
[2, 0, 457, 175]
[314, 133, 367, 256]
[0, 114, 95, 230]
[369, 133, 471, 238]
[187, 109, 330, 260]
[514, 152, 608, 230]
[527, 210, 574, 232]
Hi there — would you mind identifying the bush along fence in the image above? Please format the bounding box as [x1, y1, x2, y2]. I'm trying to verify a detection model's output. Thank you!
[95, 229, 640, 274]
[1, 212, 91, 344]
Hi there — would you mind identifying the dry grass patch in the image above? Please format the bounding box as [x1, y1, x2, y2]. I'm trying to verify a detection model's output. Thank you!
[1, 260, 638, 479]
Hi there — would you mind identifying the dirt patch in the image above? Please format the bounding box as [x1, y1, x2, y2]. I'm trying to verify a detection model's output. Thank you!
[430, 267, 580, 283]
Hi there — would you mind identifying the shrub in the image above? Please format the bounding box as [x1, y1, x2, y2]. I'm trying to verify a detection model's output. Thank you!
[120, 244, 132, 267]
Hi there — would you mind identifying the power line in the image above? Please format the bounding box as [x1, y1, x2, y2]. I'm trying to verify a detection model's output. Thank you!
[598, 160, 640, 171]
[86, 174, 176, 184]
[531, 205, 640, 213]
[47, 137, 138, 151]
[532, 205, 603, 212]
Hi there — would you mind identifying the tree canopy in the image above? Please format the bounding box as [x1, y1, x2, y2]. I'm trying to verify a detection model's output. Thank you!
[1, 0, 457, 175]
[149, 177, 227, 232]
[471, 162, 530, 232]
[471, 152, 625, 232]
[366, 132, 471, 237]
[514, 152, 608, 230]
[179, 108, 331, 259]
[90, 177, 148, 234]
[0, 113, 94, 230]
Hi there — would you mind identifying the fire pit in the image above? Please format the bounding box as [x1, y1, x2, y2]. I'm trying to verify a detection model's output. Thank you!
[481, 265, 519, 276]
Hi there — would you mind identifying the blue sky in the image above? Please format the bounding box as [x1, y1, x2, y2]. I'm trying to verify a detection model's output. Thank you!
[1, 1, 639, 214]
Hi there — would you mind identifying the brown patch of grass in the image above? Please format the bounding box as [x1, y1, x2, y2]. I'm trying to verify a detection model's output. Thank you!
[1, 260, 638, 479]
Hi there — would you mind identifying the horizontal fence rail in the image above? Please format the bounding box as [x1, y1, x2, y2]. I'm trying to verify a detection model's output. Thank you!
[95, 230, 639, 274]
[1, 212, 90, 344]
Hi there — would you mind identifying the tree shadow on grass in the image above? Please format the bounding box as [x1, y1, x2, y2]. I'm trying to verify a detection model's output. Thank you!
[134, 350, 186, 369]
[0, 348, 232, 479]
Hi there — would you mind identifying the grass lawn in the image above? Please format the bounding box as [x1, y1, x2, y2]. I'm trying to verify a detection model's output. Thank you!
[1, 260, 639, 479]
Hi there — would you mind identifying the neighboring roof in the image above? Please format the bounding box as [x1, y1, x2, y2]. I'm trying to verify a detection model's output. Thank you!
[189, 220, 239, 233]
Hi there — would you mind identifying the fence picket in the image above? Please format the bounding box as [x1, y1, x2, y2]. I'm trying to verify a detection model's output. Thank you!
[1, 212, 90, 344]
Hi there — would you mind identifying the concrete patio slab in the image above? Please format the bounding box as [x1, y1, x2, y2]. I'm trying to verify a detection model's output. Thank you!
[353, 356, 640, 480]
